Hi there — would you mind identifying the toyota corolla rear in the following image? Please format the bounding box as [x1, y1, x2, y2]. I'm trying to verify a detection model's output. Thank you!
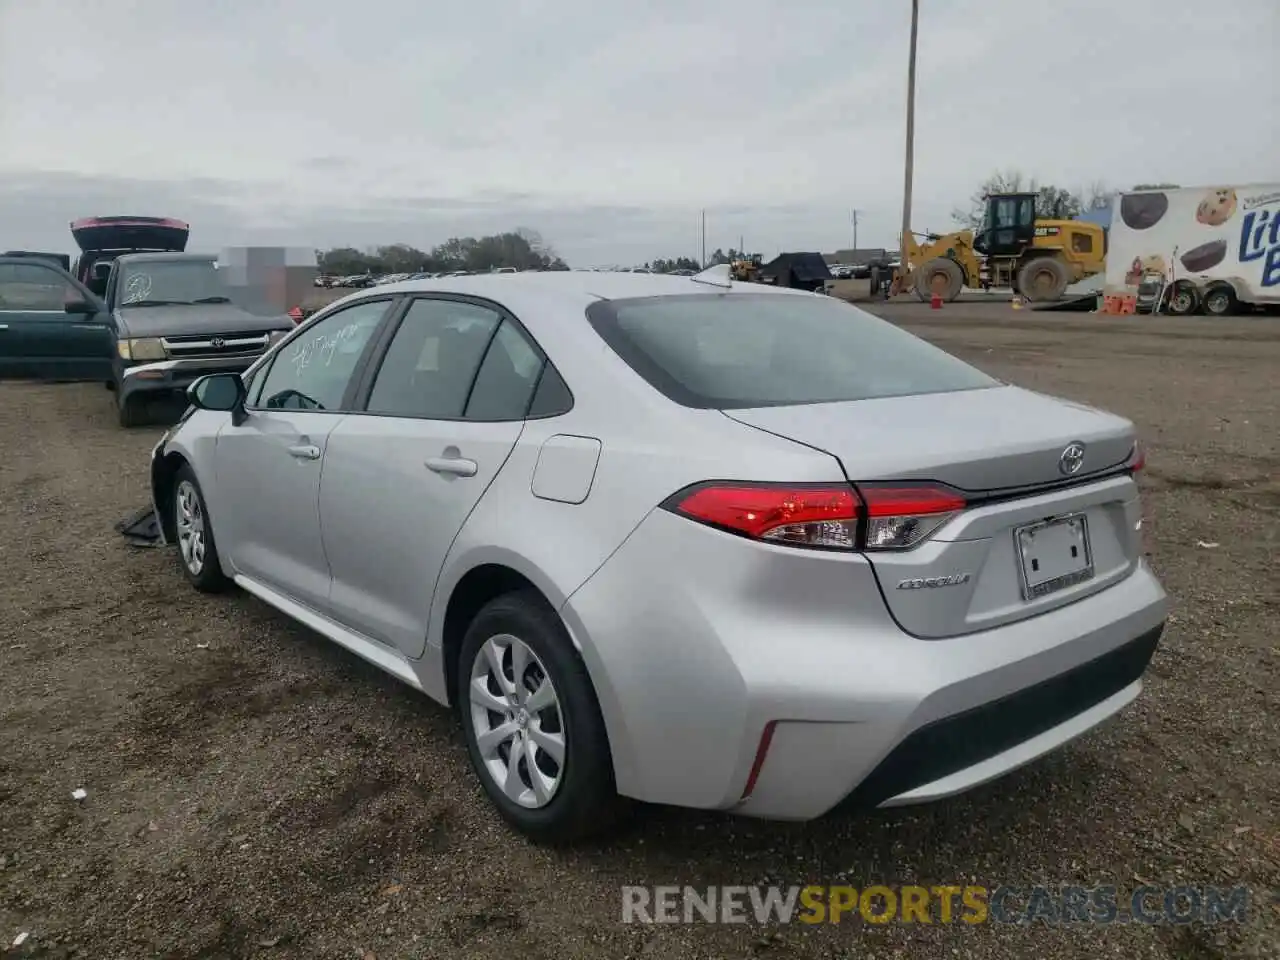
[562, 290, 1168, 821]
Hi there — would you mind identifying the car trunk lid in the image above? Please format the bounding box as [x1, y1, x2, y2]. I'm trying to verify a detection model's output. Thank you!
[724, 385, 1143, 637]
[71, 216, 189, 254]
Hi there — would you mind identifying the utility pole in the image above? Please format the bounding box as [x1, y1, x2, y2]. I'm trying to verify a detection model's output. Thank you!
[896, 0, 920, 294]
[851, 209, 860, 249]
[701, 209, 707, 267]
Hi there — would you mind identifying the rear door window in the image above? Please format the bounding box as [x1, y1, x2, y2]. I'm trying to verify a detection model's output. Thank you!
[463, 319, 546, 420]
[586, 293, 998, 409]
[365, 298, 501, 419]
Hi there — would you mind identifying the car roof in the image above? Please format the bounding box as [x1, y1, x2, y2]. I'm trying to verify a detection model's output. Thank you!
[115, 252, 216, 264]
[362, 269, 815, 310]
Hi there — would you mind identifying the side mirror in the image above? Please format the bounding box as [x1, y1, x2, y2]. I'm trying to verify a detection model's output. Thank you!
[188, 373, 246, 413]
[64, 298, 96, 315]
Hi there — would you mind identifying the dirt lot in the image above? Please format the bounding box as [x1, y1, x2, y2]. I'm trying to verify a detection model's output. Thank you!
[1, 303, 1277, 960]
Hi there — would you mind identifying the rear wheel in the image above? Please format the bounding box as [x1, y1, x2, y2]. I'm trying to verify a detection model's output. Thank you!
[912, 258, 964, 302]
[1202, 285, 1237, 317]
[457, 590, 625, 844]
[1016, 257, 1069, 302]
[1165, 281, 1200, 316]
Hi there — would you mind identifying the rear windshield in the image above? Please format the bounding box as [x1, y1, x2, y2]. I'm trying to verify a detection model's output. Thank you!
[586, 293, 999, 409]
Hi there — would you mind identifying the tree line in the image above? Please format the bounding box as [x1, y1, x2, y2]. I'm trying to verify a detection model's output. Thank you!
[952, 172, 1182, 228]
[318, 229, 569, 275]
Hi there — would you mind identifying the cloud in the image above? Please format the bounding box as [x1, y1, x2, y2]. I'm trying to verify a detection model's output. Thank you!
[1, 0, 1276, 266]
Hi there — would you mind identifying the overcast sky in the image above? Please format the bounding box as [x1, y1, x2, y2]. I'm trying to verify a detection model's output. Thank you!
[1, 0, 1276, 267]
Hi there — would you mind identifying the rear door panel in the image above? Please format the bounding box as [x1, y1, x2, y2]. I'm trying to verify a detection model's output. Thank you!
[319, 416, 523, 658]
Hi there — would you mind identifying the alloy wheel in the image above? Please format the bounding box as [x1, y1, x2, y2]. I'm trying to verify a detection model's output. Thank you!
[469, 633, 566, 808]
[175, 480, 206, 576]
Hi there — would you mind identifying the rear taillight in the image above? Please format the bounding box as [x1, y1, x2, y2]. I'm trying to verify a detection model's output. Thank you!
[662, 481, 966, 551]
[858, 484, 967, 550]
[664, 483, 859, 549]
[1129, 441, 1146, 473]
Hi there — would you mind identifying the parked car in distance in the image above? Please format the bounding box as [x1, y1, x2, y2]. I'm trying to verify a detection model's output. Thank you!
[150, 271, 1167, 843]
[107, 252, 294, 426]
[0, 255, 114, 380]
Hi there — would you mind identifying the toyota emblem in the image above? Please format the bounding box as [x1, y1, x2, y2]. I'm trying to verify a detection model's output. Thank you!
[1058, 441, 1086, 476]
[210, 337, 225, 349]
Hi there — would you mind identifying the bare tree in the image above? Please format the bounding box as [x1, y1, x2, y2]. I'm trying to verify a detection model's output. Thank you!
[1083, 180, 1115, 211]
[952, 170, 1031, 228]
[953, 170, 1085, 228]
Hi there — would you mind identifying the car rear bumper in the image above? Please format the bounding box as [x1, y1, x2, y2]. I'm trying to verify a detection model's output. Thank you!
[119, 357, 256, 402]
[561, 508, 1169, 820]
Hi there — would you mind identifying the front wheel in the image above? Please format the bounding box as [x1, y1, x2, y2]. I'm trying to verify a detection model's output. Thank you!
[458, 591, 625, 844]
[172, 465, 231, 593]
[912, 257, 964, 302]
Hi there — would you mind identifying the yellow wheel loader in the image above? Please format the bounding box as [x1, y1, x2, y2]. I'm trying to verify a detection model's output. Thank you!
[729, 253, 764, 282]
[899, 193, 1106, 303]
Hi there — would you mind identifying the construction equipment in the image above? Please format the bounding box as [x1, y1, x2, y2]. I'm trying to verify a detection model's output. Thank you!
[729, 253, 764, 282]
[898, 193, 1106, 303]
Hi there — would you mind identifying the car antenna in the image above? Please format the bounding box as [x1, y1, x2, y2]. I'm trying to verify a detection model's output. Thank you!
[691, 263, 733, 288]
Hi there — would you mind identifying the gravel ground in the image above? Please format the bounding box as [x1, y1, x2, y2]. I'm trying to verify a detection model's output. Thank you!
[1, 304, 1277, 960]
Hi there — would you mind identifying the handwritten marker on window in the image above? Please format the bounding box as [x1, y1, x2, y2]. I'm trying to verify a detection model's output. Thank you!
[71, 788, 87, 801]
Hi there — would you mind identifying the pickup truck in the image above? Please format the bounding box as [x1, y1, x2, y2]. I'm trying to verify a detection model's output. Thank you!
[0, 217, 295, 426]
[106, 252, 294, 425]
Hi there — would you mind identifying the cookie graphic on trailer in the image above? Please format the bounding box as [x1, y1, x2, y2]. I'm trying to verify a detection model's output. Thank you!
[1196, 188, 1237, 226]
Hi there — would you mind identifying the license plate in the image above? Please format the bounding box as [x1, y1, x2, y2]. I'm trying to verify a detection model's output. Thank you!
[1015, 514, 1094, 600]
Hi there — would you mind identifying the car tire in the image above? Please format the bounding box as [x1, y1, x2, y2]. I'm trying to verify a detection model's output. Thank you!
[172, 464, 231, 593]
[116, 386, 144, 428]
[457, 590, 625, 844]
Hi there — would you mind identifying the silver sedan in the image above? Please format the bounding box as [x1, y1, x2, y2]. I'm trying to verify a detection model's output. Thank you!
[149, 268, 1168, 843]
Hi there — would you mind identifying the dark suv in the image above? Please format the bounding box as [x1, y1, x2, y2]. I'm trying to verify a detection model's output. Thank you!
[0, 217, 295, 426]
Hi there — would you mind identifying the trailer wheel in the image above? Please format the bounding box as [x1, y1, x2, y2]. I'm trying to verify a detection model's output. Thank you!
[1165, 281, 1200, 316]
[1202, 284, 1237, 317]
[1016, 257, 1069, 302]
[913, 258, 964, 302]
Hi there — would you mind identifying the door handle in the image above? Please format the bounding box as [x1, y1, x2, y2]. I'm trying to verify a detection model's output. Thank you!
[287, 443, 321, 461]
[425, 456, 478, 477]
[0, 324, 9, 330]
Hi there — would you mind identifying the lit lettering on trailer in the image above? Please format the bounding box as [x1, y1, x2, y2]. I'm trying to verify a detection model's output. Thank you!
[1238, 200, 1280, 287]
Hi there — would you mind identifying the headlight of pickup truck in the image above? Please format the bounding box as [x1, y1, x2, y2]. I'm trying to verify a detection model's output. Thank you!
[118, 338, 167, 361]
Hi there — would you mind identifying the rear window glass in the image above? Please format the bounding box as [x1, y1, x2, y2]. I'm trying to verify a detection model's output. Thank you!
[586, 293, 999, 409]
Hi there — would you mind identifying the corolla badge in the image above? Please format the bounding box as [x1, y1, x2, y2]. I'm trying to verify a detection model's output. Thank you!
[1058, 441, 1086, 476]
[897, 573, 971, 590]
